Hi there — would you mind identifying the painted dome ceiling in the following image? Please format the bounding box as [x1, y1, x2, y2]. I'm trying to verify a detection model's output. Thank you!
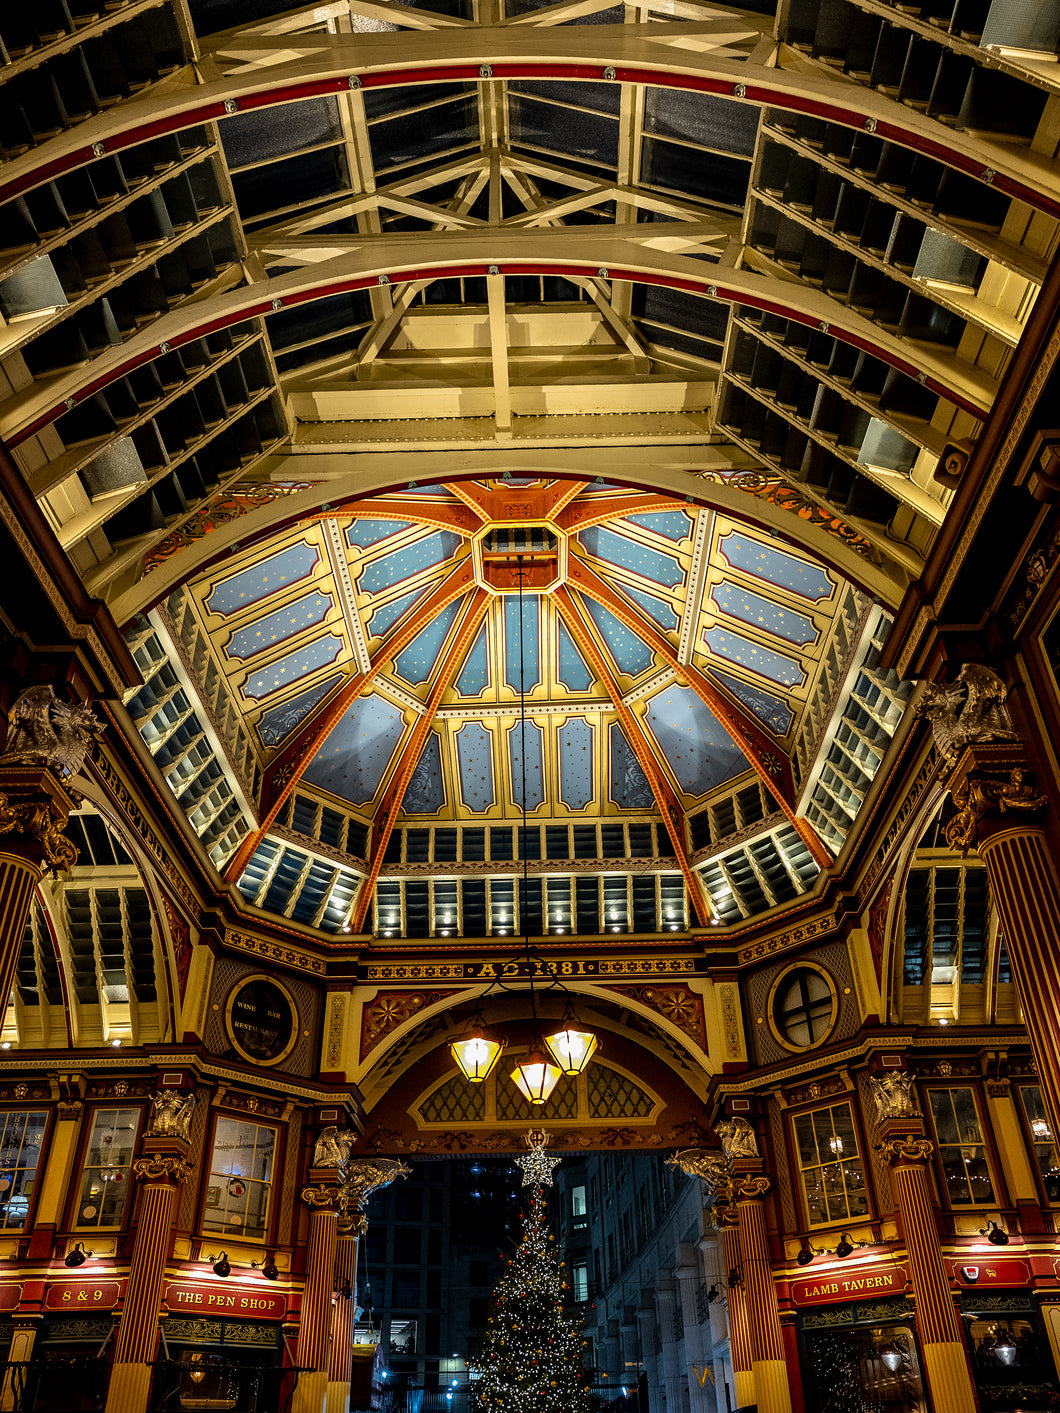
[127, 474, 911, 937]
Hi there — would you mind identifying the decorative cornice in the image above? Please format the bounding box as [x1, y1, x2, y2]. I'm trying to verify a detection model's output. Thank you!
[225, 928, 326, 976]
[876, 1137, 934, 1166]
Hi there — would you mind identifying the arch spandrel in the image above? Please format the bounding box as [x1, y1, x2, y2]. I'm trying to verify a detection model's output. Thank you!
[351, 1011, 713, 1158]
[351, 980, 718, 1111]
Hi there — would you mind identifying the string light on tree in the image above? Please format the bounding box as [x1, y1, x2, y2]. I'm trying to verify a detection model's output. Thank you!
[470, 1130, 590, 1413]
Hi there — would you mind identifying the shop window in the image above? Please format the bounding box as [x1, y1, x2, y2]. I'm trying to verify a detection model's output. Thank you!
[75, 1107, 140, 1229]
[793, 1103, 870, 1227]
[0, 1110, 47, 1230]
[926, 1088, 996, 1205]
[964, 1308, 1060, 1406]
[202, 1117, 276, 1239]
[1018, 1085, 1060, 1200]
[804, 1320, 927, 1412]
[770, 965, 837, 1051]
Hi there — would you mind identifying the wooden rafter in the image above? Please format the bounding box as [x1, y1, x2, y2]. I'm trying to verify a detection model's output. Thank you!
[350, 588, 492, 931]
[224, 558, 477, 881]
[566, 552, 833, 867]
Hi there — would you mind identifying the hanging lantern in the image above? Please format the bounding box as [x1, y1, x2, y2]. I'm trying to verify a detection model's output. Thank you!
[510, 1047, 561, 1104]
[544, 1006, 598, 1076]
[450, 1010, 505, 1081]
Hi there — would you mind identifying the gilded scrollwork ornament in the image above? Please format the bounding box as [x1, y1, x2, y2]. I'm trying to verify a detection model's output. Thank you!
[132, 1154, 194, 1184]
[944, 766, 1047, 854]
[730, 1174, 771, 1200]
[876, 1137, 934, 1165]
[0, 793, 78, 874]
[301, 1183, 341, 1210]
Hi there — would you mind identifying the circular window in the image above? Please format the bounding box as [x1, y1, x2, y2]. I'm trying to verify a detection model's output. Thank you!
[224, 974, 299, 1066]
[768, 965, 837, 1052]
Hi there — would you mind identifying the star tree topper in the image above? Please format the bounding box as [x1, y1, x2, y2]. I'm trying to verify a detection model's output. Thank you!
[516, 1128, 561, 1188]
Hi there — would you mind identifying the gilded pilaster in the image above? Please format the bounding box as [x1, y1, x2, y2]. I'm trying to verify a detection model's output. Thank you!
[326, 1220, 365, 1413]
[295, 1172, 343, 1413]
[104, 1145, 193, 1413]
[877, 1130, 976, 1413]
[717, 1202, 755, 1411]
[732, 1172, 790, 1413]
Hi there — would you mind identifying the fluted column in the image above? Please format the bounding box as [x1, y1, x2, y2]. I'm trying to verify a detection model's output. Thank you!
[105, 1145, 193, 1413]
[717, 1207, 754, 1412]
[942, 743, 1060, 1139]
[296, 1173, 342, 1413]
[0, 766, 79, 1010]
[325, 1217, 363, 1413]
[877, 1131, 976, 1413]
[732, 1173, 789, 1413]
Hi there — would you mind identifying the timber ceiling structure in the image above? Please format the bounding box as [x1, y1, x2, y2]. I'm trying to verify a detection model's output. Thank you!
[1, 0, 1058, 951]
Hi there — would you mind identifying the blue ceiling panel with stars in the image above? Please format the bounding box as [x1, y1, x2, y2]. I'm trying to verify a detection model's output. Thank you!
[577, 526, 684, 588]
[226, 591, 334, 661]
[702, 627, 805, 688]
[709, 668, 794, 738]
[717, 531, 833, 602]
[507, 720, 545, 812]
[710, 582, 818, 648]
[618, 583, 680, 633]
[557, 620, 594, 693]
[346, 519, 413, 549]
[243, 634, 344, 700]
[622, 511, 692, 542]
[583, 598, 655, 678]
[456, 722, 496, 811]
[504, 595, 542, 693]
[403, 731, 446, 814]
[368, 586, 430, 640]
[609, 722, 655, 809]
[559, 717, 595, 811]
[257, 673, 343, 748]
[206, 540, 320, 617]
[302, 692, 405, 802]
[645, 685, 751, 797]
[393, 600, 461, 687]
[358, 530, 463, 595]
[456, 621, 491, 698]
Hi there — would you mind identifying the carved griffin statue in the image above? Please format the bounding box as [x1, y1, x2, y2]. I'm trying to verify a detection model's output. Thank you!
[1, 686, 103, 779]
[313, 1126, 356, 1169]
[915, 664, 1018, 767]
[148, 1090, 196, 1141]
[343, 1157, 413, 1212]
[868, 1071, 918, 1123]
[715, 1116, 759, 1160]
[666, 1149, 730, 1191]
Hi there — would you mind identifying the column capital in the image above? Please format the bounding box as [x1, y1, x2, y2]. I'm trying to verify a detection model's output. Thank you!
[943, 743, 1047, 854]
[0, 767, 79, 874]
[876, 1135, 934, 1166]
[132, 1153, 194, 1185]
[301, 1180, 343, 1211]
[732, 1174, 770, 1200]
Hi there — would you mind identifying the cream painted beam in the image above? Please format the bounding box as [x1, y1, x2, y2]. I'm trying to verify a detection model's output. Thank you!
[486, 272, 513, 434]
[0, 230, 998, 446]
[109, 448, 908, 624]
[5, 30, 1058, 218]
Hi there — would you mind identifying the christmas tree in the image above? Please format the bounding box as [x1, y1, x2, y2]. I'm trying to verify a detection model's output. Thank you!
[470, 1131, 591, 1413]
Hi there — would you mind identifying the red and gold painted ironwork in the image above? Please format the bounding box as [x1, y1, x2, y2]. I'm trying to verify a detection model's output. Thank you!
[552, 586, 708, 924]
[350, 589, 492, 932]
[361, 990, 460, 1060]
[618, 985, 706, 1047]
[567, 553, 831, 868]
[444, 479, 585, 525]
[225, 558, 477, 882]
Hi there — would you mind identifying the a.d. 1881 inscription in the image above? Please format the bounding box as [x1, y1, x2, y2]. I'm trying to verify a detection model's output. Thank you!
[224, 975, 298, 1066]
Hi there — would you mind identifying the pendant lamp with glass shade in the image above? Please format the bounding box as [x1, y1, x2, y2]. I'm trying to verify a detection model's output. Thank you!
[449, 1003, 505, 1082]
[510, 1044, 562, 1105]
[545, 1002, 599, 1076]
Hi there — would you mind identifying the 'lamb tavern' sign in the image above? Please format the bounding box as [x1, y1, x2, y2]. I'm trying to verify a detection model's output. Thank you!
[791, 1264, 906, 1306]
